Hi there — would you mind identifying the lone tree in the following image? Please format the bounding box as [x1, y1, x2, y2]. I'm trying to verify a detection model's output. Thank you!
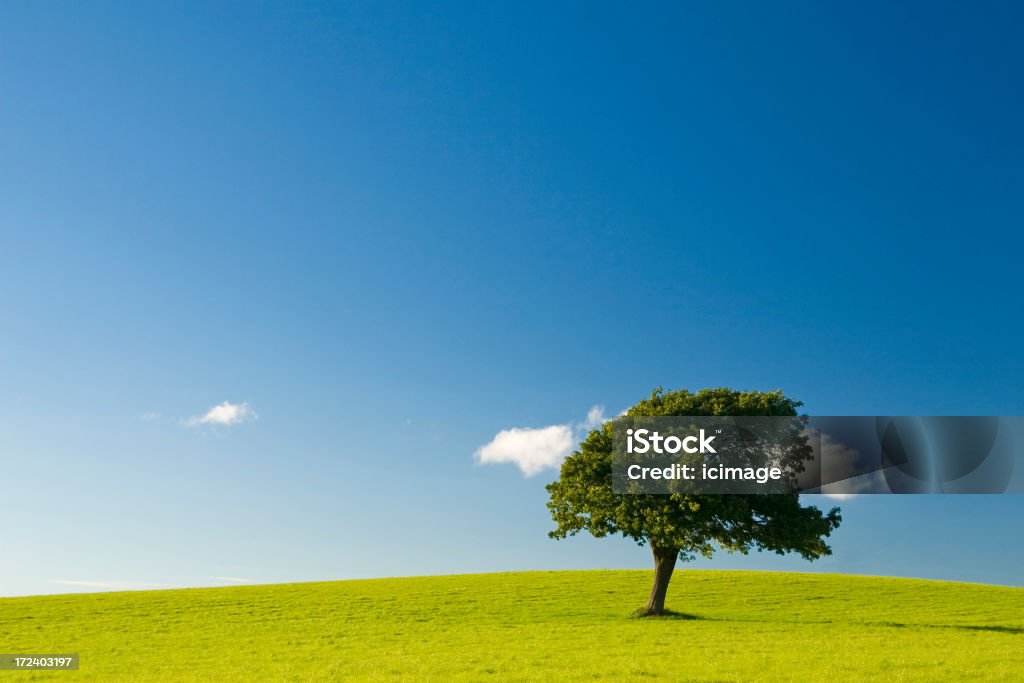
[546, 388, 841, 616]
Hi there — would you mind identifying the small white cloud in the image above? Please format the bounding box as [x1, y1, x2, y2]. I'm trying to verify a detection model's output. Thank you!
[187, 401, 257, 427]
[583, 405, 607, 430]
[813, 433, 892, 499]
[211, 576, 252, 583]
[475, 424, 575, 477]
[818, 469, 890, 499]
[140, 412, 162, 422]
[475, 405, 617, 478]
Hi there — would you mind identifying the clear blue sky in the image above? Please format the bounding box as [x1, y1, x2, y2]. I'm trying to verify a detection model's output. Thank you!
[1, 2, 1022, 596]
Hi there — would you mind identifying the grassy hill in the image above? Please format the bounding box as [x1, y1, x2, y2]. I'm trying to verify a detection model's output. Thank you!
[1, 570, 1021, 681]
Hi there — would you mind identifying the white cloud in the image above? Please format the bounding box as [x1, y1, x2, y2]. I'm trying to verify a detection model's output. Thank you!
[475, 405, 614, 477]
[812, 432, 892, 499]
[818, 469, 890, 499]
[475, 424, 575, 477]
[211, 576, 252, 583]
[187, 401, 257, 427]
[140, 412, 162, 422]
[583, 405, 608, 429]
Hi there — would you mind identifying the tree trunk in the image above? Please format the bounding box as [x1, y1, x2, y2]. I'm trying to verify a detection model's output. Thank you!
[643, 544, 679, 616]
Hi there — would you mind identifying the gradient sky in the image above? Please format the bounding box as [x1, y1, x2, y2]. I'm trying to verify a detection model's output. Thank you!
[2, 1, 1023, 596]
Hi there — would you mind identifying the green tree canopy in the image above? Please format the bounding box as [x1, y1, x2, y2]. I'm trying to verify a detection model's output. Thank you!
[546, 387, 842, 615]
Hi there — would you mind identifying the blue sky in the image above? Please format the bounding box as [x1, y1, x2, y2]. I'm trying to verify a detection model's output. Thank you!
[1, 1, 1023, 596]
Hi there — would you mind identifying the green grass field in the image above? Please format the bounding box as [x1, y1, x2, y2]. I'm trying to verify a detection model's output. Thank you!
[1, 570, 1021, 681]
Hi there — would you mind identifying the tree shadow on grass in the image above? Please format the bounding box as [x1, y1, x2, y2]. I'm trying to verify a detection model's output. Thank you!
[629, 608, 703, 620]
[942, 624, 1023, 635]
[684, 616, 1023, 635]
[860, 620, 1023, 635]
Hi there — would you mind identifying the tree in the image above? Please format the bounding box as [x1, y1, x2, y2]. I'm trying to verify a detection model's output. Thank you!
[546, 388, 842, 616]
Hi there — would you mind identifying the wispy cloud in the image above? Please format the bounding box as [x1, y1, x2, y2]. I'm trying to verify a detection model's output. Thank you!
[211, 576, 252, 583]
[475, 405, 612, 477]
[140, 412, 162, 422]
[186, 401, 257, 427]
[49, 579, 168, 590]
[583, 405, 608, 429]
